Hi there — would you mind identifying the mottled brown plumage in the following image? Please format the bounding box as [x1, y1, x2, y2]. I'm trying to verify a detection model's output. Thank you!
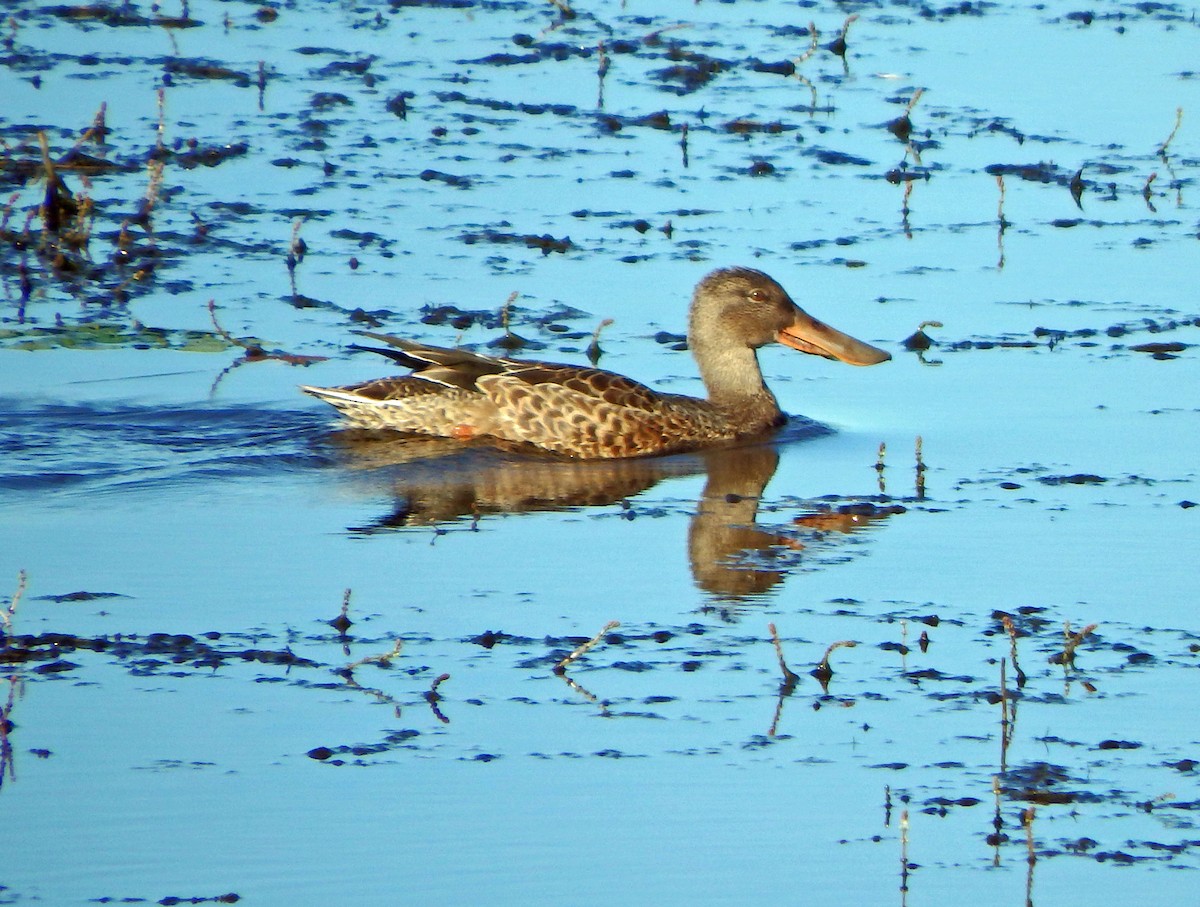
[301, 267, 890, 459]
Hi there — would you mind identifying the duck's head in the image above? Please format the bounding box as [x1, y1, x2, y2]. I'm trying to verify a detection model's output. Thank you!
[690, 266, 891, 366]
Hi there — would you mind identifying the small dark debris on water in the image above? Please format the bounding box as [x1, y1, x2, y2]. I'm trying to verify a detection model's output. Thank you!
[724, 118, 793, 134]
[163, 59, 252, 87]
[985, 162, 1069, 183]
[887, 114, 912, 142]
[807, 148, 872, 167]
[751, 58, 795, 76]
[420, 303, 499, 330]
[1037, 473, 1106, 486]
[470, 630, 513, 649]
[1129, 341, 1188, 358]
[435, 89, 575, 118]
[157, 893, 240, 905]
[168, 142, 249, 169]
[650, 56, 725, 95]
[903, 320, 942, 351]
[420, 169, 471, 189]
[0, 631, 318, 671]
[488, 331, 544, 352]
[458, 229, 573, 255]
[387, 92, 414, 118]
[34, 590, 128, 603]
[1097, 739, 1142, 750]
[884, 168, 931, 184]
[33, 659, 79, 674]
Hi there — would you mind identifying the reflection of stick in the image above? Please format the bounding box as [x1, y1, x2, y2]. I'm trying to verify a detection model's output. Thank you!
[596, 42, 609, 109]
[554, 620, 620, 674]
[209, 300, 255, 352]
[899, 809, 910, 900]
[1022, 807, 1037, 906]
[558, 670, 608, 714]
[999, 658, 1012, 773]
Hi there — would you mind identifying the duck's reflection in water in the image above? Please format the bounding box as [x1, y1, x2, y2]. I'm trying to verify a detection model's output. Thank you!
[325, 427, 901, 608]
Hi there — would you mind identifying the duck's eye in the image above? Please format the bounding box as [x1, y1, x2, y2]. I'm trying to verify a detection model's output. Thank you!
[748, 288, 768, 303]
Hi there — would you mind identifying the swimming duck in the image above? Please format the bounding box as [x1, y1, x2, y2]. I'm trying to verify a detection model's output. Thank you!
[301, 267, 890, 459]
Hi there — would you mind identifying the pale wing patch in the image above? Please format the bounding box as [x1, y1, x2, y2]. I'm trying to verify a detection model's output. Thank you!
[302, 381, 492, 434]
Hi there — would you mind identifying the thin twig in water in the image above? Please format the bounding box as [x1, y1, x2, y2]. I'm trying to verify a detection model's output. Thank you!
[329, 588, 353, 634]
[554, 620, 620, 674]
[586, 317, 613, 364]
[1051, 621, 1097, 668]
[812, 639, 857, 686]
[914, 436, 926, 500]
[343, 638, 404, 674]
[1001, 614, 1025, 686]
[2, 570, 27, 633]
[500, 290, 518, 334]
[425, 673, 451, 723]
[155, 87, 167, 154]
[208, 299, 327, 375]
[1157, 106, 1183, 158]
[768, 622, 800, 692]
[903, 87, 924, 117]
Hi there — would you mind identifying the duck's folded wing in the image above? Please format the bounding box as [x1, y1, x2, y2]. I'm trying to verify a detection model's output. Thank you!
[503, 365, 665, 410]
[479, 373, 709, 458]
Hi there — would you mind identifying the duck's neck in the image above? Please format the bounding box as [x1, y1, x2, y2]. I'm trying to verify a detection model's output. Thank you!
[692, 339, 780, 413]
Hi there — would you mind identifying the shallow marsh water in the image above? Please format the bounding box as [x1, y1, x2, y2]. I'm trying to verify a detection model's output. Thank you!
[1, 0, 1199, 904]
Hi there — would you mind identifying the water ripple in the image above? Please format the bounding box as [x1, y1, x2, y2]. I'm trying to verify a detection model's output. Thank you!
[0, 400, 331, 498]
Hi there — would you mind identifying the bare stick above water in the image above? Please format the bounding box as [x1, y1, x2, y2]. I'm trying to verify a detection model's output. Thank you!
[1, 570, 26, 633]
[768, 623, 800, 690]
[554, 620, 620, 674]
[1157, 106, 1183, 159]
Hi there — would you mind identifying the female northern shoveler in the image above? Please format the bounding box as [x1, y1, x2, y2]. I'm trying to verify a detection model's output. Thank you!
[301, 266, 890, 459]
